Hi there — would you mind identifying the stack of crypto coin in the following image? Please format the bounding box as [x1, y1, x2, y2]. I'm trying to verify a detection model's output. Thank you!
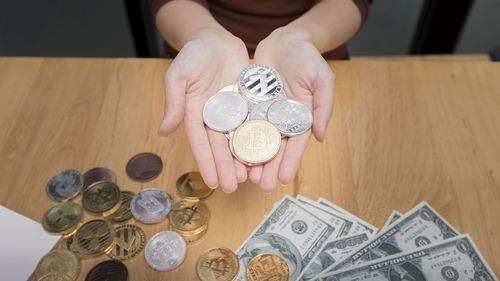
[168, 199, 210, 243]
[203, 64, 313, 166]
[176, 171, 214, 201]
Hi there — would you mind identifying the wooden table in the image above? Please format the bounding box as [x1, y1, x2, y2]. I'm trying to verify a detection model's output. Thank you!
[1, 57, 499, 280]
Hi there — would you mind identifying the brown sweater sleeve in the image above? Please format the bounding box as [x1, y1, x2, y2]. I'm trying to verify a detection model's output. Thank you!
[351, 0, 372, 25]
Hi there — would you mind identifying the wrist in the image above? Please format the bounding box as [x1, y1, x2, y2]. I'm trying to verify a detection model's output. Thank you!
[186, 27, 246, 52]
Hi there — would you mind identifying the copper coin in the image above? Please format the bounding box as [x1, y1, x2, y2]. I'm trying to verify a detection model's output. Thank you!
[82, 167, 117, 192]
[85, 260, 128, 281]
[126, 152, 163, 182]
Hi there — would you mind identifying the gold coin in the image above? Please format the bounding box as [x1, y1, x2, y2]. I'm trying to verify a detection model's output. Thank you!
[107, 224, 146, 261]
[218, 85, 236, 93]
[168, 200, 210, 233]
[232, 120, 281, 165]
[73, 219, 116, 257]
[42, 202, 82, 236]
[196, 247, 239, 281]
[246, 254, 289, 281]
[37, 272, 73, 281]
[61, 235, 82, 258]
[82, 181, 121, 216]
[105, 191, 135, 223]
[34, 249, 80, 281]
[176, 172, 213, 201]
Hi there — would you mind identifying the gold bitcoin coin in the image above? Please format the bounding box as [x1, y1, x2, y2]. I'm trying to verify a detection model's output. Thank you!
[168, 200, 210, 243]
[34, 249, 80, 281]
[218, 85, 236, 93]
[42, 202, 82, 236]
[37, 272, 73, 281]
[73, 219, 116, 257]
[232, 120, 281, 165]
[246, 254, 289, 281]
[105, 191, 135, 223]
[107, 224, 146, 261]
[82, 181, 121, 216]
[196, 247, 239, 281]
[176, 172, 213, 201]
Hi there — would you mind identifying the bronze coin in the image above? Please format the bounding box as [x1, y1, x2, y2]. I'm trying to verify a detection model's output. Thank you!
[85, 260, 128, 281]
[125, 152, 163, 182]
[82, 167, 117, 192]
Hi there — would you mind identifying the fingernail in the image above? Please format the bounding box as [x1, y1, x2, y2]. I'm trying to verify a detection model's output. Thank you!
[280, 182, 289, 187]
[208, 184, 218, 189]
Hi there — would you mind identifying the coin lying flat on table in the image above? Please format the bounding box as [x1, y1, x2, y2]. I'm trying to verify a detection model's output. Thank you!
[61, 235, 82, 257]
[145, 231, 187, 271]
[107, 224, 146, 261]
[130, 188, 172, 223]
[34, 249, 80, 281]
[239, 64, 283, 102]
[168, 200, 210, 243]
[231, 120, 281, 165]
[37, 272, 74, 281]
[197, 247, 239, 281]
[46, 169, 84, 201]
[73, 219, 116, 257]
[267, 99, 313, 136]
[203, 91, 249, 132]
[42, 202, 82, 236]
[126, 152, 163, 182]
[82, 167, 116, 192]
[85, 260, 128, 281]
[246, 253, 289, 281]
[105, 190, 135, 223]
[176, 172, 213, 201]
[82, 181, 121, 216]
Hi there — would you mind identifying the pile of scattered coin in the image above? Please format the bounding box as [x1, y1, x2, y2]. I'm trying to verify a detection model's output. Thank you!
[36, 152, 227, 281]
[203, 64, 313, 165]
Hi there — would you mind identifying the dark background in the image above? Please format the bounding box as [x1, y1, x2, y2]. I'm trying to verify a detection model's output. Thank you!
[0, 0, 499, 58]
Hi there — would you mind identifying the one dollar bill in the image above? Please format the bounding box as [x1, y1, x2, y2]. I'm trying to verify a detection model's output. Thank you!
[317, 201, 459, 275]
[319, 234, 498, 281]
[381, 210, 403, 232]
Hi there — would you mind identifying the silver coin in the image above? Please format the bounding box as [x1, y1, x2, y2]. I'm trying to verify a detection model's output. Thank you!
[233, 83, 239, 92]
[203, 91, 248, 132]
[239, 64, 282, 102]
[145, 231, 186, 271]
[130, 188, 172, 223]
[267, 99, 313, 136]
[45, 169, 83, 201]
[249, 100, 275, 121]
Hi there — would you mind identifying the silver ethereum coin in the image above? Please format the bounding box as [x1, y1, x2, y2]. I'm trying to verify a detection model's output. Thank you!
[249, 100, 275, 121]
[46, 169, 84, 201]
[238, 64, 282, 102]
[130, 188, 172, 223]
[267, 99, 313, 136]
[145, 231, 186, 271]
[203, 91, 248, 132]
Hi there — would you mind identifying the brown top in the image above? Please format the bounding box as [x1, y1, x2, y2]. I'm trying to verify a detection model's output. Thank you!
[150, 0, 372, 59]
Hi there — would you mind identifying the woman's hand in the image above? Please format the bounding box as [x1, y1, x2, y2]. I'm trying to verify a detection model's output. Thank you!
[158, 28, 249, 193]
[250, 26, 336, 193]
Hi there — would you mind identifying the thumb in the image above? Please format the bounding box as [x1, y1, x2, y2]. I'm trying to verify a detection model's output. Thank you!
[312, 69, 335, 142]
[158, 71, 186, 136]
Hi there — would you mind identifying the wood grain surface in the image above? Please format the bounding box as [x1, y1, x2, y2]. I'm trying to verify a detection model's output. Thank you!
[0, 57, 499, 280]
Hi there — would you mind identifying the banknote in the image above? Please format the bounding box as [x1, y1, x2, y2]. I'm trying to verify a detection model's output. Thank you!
[296, 195, 356, 238]
[317, 201, 459, 275]
[235, 195, 336, 281]
[381, 210, 403, 231]
[318, 234, 498, 281]
[317, 198, 378, 236]
[298, 233, 370, 281]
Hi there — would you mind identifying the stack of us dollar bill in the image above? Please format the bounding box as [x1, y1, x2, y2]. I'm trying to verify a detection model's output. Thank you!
[235, 195, 498, 281]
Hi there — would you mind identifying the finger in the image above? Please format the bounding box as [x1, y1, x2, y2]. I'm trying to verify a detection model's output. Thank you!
[207, 129, 238, 193]
[184, 117, 218, 189]
[312, 68, 335, 142]
[234, 158, 248, 183]
[278, 131, 311, 185]
[249, 165, 263, 184]
[158, 69, 186, 136]
[260, 138, 287, 193]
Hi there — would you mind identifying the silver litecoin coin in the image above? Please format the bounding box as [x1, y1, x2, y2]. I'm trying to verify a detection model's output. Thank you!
[130, 188, 172, 223]
[46, 169, 84, 201]
[203, 91, 248, 132]
[249, 100, 275, 121]
[267, 99, 313, 136]
[239, 64, 283, 102]
[145, 231, 186, 271]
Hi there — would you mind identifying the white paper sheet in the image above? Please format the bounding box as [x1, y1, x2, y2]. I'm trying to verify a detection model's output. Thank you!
[0, 205, 61, 281]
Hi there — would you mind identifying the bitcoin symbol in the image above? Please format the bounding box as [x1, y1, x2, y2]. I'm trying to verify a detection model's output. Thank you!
[243, 130, 266, 151]
[204, 257, 229, 277]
